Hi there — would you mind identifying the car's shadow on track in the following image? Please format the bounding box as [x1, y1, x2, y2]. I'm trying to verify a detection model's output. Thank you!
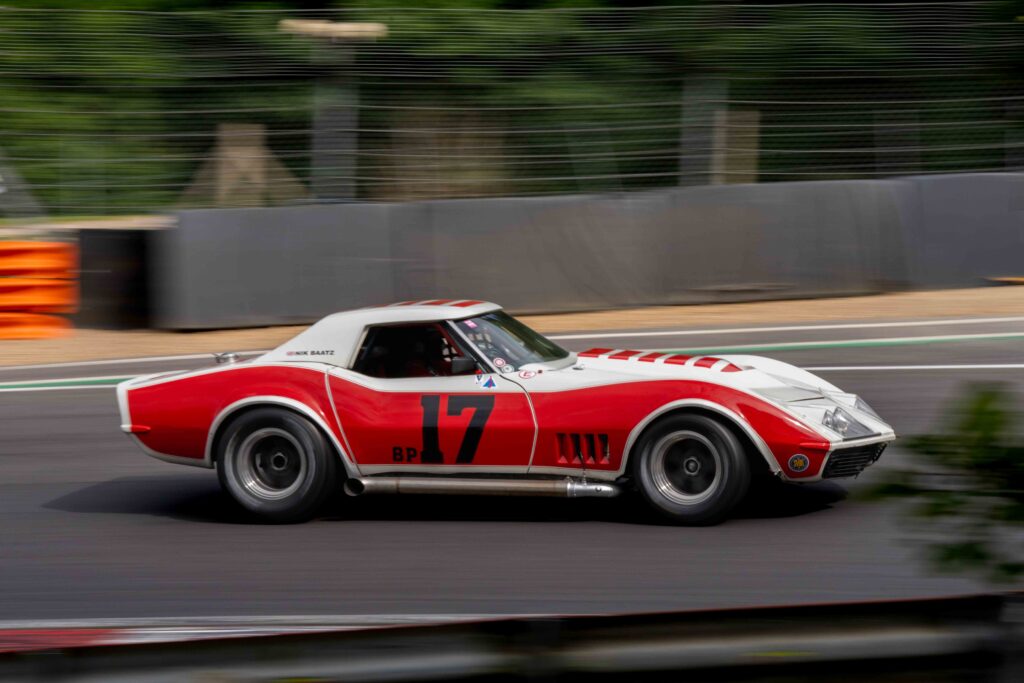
[43, 475, 254, 525]
[735, 478, 848, 520]
[44, 474, 848, 526]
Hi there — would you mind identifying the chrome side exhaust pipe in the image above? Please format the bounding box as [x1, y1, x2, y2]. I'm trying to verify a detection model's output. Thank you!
[344, 476, 620, 499]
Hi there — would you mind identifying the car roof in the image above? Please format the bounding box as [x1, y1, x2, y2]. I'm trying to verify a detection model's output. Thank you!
[260, 299, 502, 368]
[364, 299, 499, 317]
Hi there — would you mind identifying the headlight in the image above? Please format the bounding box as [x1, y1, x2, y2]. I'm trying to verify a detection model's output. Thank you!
[758, 389, 884, 440]
[822, 407, 850, 434]
[821, 406, 874, 438]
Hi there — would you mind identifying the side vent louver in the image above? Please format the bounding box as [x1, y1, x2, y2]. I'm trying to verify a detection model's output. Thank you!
[557, 432, 611, 465]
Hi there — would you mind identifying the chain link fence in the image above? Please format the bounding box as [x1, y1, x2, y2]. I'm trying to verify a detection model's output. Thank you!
[0, 2, 1022, 216]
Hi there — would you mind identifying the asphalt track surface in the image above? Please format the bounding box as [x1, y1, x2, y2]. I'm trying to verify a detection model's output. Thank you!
[2, 316, 1023, 621]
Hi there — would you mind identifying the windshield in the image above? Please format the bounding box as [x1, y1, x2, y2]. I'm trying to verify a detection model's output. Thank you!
[454, 311, 569, 371]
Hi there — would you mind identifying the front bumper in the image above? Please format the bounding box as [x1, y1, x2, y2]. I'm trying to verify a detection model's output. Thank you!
[821, 441, 888, 479]
[775, 432, 895, 482]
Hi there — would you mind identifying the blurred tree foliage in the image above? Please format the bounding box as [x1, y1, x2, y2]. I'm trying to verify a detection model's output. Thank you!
[872, 383, 1024, 584]
[0, 0, 1021, 213]
[0, 0, 337, 214]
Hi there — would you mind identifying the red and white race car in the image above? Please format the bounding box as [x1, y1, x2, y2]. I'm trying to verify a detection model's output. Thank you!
[117, 300, 895, 524]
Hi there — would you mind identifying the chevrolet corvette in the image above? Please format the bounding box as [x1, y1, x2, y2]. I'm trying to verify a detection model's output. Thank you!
[117, 300, 895, 524]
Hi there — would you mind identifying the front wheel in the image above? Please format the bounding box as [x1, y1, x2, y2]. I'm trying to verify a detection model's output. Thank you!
[631, 413, 750, 525]
[216, 407, 337, 523]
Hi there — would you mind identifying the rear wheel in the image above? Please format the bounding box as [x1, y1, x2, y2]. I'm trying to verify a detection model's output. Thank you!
[631, 413, 750, 525]
[216, 407, 336, 523]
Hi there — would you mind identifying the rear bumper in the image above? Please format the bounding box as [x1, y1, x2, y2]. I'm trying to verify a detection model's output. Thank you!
[115, 378, 133, 433]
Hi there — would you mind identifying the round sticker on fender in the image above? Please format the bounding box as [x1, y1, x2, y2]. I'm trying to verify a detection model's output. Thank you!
[788, 454, 810, 472]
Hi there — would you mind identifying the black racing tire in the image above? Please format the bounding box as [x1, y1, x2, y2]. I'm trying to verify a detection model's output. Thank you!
[631, 413, 751, 525]
[216, 407, 337, 523]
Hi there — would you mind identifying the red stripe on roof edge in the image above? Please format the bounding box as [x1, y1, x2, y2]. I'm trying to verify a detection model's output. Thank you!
[608, 350, 642, 360]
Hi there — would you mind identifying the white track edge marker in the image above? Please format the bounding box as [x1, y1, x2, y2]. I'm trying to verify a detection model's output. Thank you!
[4, 362, 1024, 393]
[0, 350, 268, 373]
[807, 364, 1024, 371]
[2, 315, 1023, 373]
[547, 315, 1024, 340]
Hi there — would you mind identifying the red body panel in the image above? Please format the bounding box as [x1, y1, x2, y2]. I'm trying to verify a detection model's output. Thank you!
[128, 365, 337, 461]
[526, 380, 827, 477]
[125, 365, 828, 478]
[327, 375, 535, 468]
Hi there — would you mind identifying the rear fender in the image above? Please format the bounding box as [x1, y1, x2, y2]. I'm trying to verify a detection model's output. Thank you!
[205, 396, 359, 477]
[118, 364, 358, 476]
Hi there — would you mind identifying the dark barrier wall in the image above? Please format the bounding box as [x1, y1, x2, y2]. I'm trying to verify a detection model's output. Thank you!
[894, 173, 1024, 287]
[153, 175, 1011, 329]
[75, 229, 151, 329]
[154, 204, 396, 329]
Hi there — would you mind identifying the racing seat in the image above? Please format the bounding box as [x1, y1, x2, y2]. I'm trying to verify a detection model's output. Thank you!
[361, 344, 392, 378]
[354, 324, 464, 378]
[401, 339, 435, 377]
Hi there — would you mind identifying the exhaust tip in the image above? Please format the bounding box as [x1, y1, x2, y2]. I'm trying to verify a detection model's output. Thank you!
[343, 478, 366, 496]
[566, 480, 621, 498]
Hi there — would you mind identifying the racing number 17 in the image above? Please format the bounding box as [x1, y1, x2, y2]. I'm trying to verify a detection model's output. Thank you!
[419, 394, 495, 464]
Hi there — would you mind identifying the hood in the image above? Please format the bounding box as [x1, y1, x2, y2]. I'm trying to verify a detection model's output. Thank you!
[572, 348, 840, 392]
[523, 348, 894, 444]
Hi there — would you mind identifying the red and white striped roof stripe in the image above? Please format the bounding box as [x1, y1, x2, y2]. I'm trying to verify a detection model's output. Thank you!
[378, 299, 487, 308]
[577, 348, 743, 373]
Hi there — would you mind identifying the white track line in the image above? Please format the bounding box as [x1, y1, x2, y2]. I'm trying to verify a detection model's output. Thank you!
[4, 361, 1024, 395]
[0, 614, 540, 629]
[548, 315, 1024, 340]
[0, 350, 267, 373]
[0, 375, 138, 394]
[1, 315, 1022, 374]
[3, 374, 139, 383]
[0, 385, 121, 393]
[807, 364, 1024, 371]
[652, 330, 1024, 352]
[2, 363, 1022, 394]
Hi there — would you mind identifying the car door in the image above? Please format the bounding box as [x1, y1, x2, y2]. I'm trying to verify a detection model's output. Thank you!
[326, 321, 536, 474]
[502, 365, 628, 478]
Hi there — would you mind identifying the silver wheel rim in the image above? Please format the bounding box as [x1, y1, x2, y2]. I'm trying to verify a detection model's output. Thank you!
[230, 428, 309, 501]
[649, 430, 723, 506]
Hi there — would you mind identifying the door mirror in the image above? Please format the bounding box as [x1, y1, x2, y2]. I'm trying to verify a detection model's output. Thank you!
[450, 356, 478, 376]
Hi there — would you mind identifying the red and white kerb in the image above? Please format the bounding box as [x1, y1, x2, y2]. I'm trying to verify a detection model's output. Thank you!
[577, 348, 743, 373]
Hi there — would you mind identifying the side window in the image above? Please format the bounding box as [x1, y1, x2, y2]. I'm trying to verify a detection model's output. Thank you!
[352, 323, 477, 379]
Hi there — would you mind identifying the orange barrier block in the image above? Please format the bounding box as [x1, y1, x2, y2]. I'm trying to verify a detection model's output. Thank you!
[0, 313, 71, 339]
[0, 242, 77, 278]
[0, 241, 78, 339]
[0, 278, 78, 314]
